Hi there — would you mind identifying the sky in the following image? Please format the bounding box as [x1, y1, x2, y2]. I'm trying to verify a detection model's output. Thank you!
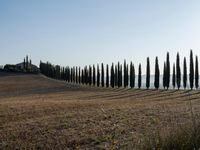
[1, 0, 200, 74]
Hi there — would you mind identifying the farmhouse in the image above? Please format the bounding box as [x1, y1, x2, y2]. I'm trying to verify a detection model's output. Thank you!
[16, 62, 39, 72]
[16, 55, 39, 73]
[4, 55, 39, 73]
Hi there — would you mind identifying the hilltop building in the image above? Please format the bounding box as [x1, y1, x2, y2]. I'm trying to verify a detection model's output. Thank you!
[4, 55, 39, 73]
[16, 55, 39, 72]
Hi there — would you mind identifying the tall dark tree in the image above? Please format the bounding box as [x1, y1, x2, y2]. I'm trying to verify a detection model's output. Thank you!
[130, 62, 133, 88]
[163, 62, 166, 89]
[84, 66, 88, 85]
[183, 57, 187, 89]
[26, 55, 28, 71]
[101, 63, 104, 87]
[89, 65, 92, 86]
[23, 58, 26, 71]
[176, 53, 181, 89]
[97, 64, 100, 87]
[114, 65, 118, 87]
[68, 67, 71, 82]
[76, 67, 78, 83]
[79, 67, 81, 84]
[65, 67, 68, 81]
[146, 57, 150, 89]
[124, 60, 127, 88]
[126, 64, 129, 87]
[190, 50, 194, 90]
[172, 63, 176, 89]
[93, 65, 96, 86]
[154, 57, 160, 89]
[138, 64, 142, 89]
[132, 64, 135, 88]
[195, 56, 199, 89]
[120, 64, 123, 87]
[106, 64, 109, 88]
[118, 62, 121, 87]
[71, 68, 73, 82]
[130, 62, 135, 88]
[110, 63, 115, 88]
[81, 69, 84, 84]
[166, 52, 170, 89]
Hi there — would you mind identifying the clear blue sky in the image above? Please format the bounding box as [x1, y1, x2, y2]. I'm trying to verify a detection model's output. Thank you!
[1, 0, 200, 74]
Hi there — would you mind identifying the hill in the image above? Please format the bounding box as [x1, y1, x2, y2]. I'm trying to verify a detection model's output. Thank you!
[1, 73, 200, 149]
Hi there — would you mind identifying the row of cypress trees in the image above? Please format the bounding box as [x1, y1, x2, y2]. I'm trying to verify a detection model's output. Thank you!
[40, 50, 199, 90]
[171, 50, 199, 90]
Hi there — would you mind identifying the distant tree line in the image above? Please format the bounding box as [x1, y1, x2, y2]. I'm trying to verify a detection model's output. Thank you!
[40, 50, 199, 90]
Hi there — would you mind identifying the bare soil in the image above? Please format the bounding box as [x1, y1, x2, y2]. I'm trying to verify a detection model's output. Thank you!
[0, 73, 200, 149]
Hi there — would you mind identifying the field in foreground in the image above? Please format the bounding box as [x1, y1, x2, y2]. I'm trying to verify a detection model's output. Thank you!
[1, 73, 200, 149]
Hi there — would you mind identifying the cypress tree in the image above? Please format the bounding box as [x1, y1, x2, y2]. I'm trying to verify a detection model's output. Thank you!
[166, 52, 170, 89]
[163, 62, 166, 89]
[76, 67, 78, 83]
[81, 69, 84, 84]
[66, 67, 68, 82]
[120, 64, 123, 87]
[93, 65, 96, 86]
[85, 66, 88, 85]
[130, 62, 133, 88]
[67, 67, 70, 82]
[89, 65, 92, 86]
[26, 55, 28, 71]
[183, 57, 187, 89]
[101, 63, 104, 87]
[146, 57, 150, 89]
[66, 67, 68, 81]
[190, 50, 194, 90]
[73, 67, 75, 82]
[132, 64, 135, 88]
[65, 67, 68, 82]
[114, 65, 118, 87]
[124, 60, 127, 88]
[71, 67, 73, 82]
[138, 64, 142, 89]
[172, 63, 176, 89]
[65, 66, 67, 81]
[64, 67, 67, 81]
[60, 67, 63, 80]
[154, 57, 160, 89]
[106, 64, 109, 88]
[79, 67, 81, 84]
[126, 64, 129, 87]
[176, 53, 181, 89]
[71, 68, 73, 82]
[97, 64, 100, 87]
[67, 67, 69, 82]
[85, 67, 88, 84]
[110, 63, 114, 88]
[83, 67, 85, 84]
[23, 58, 26, 71]
[117, 62, 119, 87]
[130, 62, 135, 88]
[117, 62, 121, 88]
[195, 56, 199, 89]
[72, 67, 75, 83]
[69, 67, 71, 82]
[74, 67, 76, 82]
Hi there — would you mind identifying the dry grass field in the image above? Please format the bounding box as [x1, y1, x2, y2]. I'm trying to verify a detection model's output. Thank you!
[1, 73, 200, 149]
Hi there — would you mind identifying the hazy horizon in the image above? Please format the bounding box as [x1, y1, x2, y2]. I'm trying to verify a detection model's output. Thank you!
[1, 1, 200, 74]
